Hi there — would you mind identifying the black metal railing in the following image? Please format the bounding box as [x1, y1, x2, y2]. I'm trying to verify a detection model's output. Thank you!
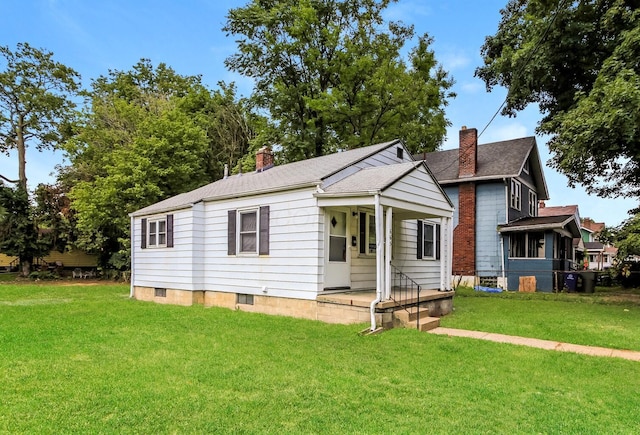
[391, 265, 422, 330]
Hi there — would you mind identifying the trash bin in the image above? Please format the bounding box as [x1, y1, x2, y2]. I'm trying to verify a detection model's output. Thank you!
[580, 271, 596, 293]
[564, 272, 578, 292]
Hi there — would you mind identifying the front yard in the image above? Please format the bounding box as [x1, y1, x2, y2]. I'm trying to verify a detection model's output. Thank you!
[1, 283, 639, 433]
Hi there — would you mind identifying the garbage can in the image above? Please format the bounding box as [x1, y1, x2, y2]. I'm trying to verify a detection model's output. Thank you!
[564, 272, 578, 292]
[580, 271, 596, 293]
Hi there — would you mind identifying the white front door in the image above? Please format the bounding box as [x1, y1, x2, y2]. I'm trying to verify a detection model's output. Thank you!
[324, 209, 351, 289]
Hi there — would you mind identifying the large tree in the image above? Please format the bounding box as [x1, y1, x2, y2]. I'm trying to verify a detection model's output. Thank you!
[476, 0, 640, 198]
[0, 42, 81, 275]
[62, 60, 259, 270]
[224, 0, 454, 161]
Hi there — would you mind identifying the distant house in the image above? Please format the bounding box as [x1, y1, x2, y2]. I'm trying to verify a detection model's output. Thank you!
[422, 127, 580, 291]
[0, 250, 98, 273]
[581, 218, 617, 269]
[130, 141, 454, 329]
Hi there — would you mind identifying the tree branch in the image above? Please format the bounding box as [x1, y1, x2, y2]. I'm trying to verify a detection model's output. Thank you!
[0, 173, 19, 184]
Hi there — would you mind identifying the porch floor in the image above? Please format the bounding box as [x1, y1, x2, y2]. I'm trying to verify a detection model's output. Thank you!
[317, 288, 453, 309]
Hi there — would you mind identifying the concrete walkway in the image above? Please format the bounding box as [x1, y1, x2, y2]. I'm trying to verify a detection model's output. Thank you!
[428, 327, 640, 362]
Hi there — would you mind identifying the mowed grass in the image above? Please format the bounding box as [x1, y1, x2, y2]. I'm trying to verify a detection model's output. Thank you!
[443, 287, 640, 351]
[1, 284, 639, 433]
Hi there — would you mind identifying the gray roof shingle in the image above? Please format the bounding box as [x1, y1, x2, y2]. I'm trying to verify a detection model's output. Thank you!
[132, 140, 400, 216]
[322, 161, 420, 194]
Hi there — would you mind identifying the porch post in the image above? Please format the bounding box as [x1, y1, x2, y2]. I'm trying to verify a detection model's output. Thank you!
[375, 196, 384, 296]
[447, 216, 453, 291]
[384, 206, 393, 300]
[440, 217, 446, 291]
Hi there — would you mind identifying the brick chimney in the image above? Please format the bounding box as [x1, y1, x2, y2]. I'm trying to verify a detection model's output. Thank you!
[256, 146, 274, 172]
[452, 126, 477, 277]
[459, 126, 478, 178]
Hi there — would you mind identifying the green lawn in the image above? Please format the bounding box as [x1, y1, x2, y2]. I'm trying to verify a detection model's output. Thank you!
[1, 283, 639, 433]
[443, 287, 640, 351]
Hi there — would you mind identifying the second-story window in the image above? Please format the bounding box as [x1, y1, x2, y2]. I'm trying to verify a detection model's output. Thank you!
[510, 179, 521, 211]
[529, 191, 537, 216]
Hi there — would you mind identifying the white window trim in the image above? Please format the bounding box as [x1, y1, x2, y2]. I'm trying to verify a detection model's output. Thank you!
[359, 211, 376, 257]
[510, 179, 522, 211]
[237, 208, 259, 255]
[421, 221, 440, 261]
[147, 217, 167, 248]
[529, 190, 537, 216]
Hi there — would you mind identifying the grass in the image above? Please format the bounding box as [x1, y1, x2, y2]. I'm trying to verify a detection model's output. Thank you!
[1, 283, 639, 433]
[443, 287, 640, 351]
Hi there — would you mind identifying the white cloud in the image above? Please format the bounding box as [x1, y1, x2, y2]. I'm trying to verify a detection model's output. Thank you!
[480, 123, 529, 144]
[459, 81, 484, 94]
[383, 1, 432, 22]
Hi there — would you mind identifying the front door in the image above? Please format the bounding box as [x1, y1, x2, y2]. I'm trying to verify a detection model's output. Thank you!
[324, 209, 351, 289]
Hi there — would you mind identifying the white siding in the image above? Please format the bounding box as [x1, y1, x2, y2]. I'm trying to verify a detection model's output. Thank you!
[383, 166, 453, 215]
[393, 219, 442, 290]
[323, 143, 412, 187]
[203, 188, 324, 299]
[133, 209, 198, 290]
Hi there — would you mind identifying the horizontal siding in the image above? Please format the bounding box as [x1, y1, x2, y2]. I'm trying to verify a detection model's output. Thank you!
[323, 144, 409, 187]
[393, 219, 442, 289]
[443, 187, 459, 228]
[203, 188, 323, 298]
[383, 167, 453, 214]
[476, 183, 505, 276]
[133, 209, 197, 290]
[351, 255, 376, 290]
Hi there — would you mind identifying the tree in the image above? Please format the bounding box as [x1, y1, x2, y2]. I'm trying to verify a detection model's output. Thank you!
[62, 60, 259, 270]
[0, 42, 81, 190]
[0, 42, 81, 276]
[224, 0, 454, 161]
[476, 0, 640, 198]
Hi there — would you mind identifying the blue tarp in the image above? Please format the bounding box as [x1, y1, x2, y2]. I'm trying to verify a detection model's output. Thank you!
[474, 285, 503, 293]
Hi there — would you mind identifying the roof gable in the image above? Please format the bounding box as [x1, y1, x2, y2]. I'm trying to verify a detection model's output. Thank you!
[420, 136, 549, 200]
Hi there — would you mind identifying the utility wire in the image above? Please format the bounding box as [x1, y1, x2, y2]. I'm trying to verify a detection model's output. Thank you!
[478, 0, 571, 139]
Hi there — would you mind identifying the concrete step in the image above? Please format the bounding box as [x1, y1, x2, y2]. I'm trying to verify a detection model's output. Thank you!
[393, 308, 440, 332]
[394, 306, 430, 323]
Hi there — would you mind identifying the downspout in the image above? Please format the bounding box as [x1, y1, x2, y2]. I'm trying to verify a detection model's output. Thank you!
[440, 218, 445, 291]
[130, 215, 135, 298]
[370, 194, 383, 331]
[500, 233, 506, 289]
[502, 178, 508, 288]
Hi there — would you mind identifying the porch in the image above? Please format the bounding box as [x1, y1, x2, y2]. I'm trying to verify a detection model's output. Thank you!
[317, 288, 454, 331]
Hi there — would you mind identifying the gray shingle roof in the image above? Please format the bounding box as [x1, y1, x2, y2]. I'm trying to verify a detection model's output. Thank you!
[421, 137, 536, 183]
[322, 161, 420, 194]
[498, 215, 581, 237]
[132, 140, 400, 216]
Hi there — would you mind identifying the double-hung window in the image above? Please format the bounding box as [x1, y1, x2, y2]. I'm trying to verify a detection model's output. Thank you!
[510, 179, 522, 210]
[528, 191, 537, 216]
[359, 212, 376, 255]
[417, 220, 441, 260]
[141, 215, 173, 249]
[228, 206, 270, 256]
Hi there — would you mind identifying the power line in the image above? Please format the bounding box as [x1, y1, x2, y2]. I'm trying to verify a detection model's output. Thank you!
[478, 0, 571, 139]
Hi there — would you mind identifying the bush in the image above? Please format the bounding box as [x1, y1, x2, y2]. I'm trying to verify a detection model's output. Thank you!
[28, 271, 60, 281]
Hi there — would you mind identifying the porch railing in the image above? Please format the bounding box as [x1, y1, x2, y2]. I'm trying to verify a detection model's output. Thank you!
[391, 265, 422, 330]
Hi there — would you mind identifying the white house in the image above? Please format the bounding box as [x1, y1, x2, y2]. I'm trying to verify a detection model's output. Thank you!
[130, 140, 454, 331]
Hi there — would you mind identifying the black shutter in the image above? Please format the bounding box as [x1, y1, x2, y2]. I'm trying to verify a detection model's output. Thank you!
[141, 218, 147, 249]
[436, 224, 441, 260]
[359, 212, 366, 254]
[259, 206, 270, 255]
[416, 220, 423, 259]
[228, 210, 236, 255]
[166, 214, 174, 248]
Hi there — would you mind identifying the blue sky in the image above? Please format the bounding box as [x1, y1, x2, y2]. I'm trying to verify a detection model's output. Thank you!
[1, 0, 636, 226]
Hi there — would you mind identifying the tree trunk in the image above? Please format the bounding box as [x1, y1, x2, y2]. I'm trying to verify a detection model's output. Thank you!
[17, 116, 27, 190]
[20, 258, 32, 278]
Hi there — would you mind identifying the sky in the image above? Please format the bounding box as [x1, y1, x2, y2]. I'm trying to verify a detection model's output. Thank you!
[1, 0, 637, 227]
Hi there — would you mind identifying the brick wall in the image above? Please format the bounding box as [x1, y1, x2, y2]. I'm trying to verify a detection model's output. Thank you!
[453, 182, 476, 274]
[459, 127, 478, 178]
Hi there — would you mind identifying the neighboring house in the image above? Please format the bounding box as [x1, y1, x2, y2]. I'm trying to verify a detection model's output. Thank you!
[422, 126, 580, 291]
[130, 141, 454, 329]
[580, 217, 617, 270]
[0, 250, 98, 272]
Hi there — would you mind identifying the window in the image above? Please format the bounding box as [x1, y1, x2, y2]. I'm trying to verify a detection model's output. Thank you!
[359, 212, 376, 255]
[396, 147, 404, 160]
[509, 232, 544, 258]
[528, 191, 537, 216]
[239, 210, 257, 253]
[510, 179, 521, 210]
[141, 215, 173, 249]
[523, 159, 530, 174]
[154, 288, 166, 298]
[237, 293, 254, 305]
[417, 221, 441, 260]
[227, 207, 270, 256]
